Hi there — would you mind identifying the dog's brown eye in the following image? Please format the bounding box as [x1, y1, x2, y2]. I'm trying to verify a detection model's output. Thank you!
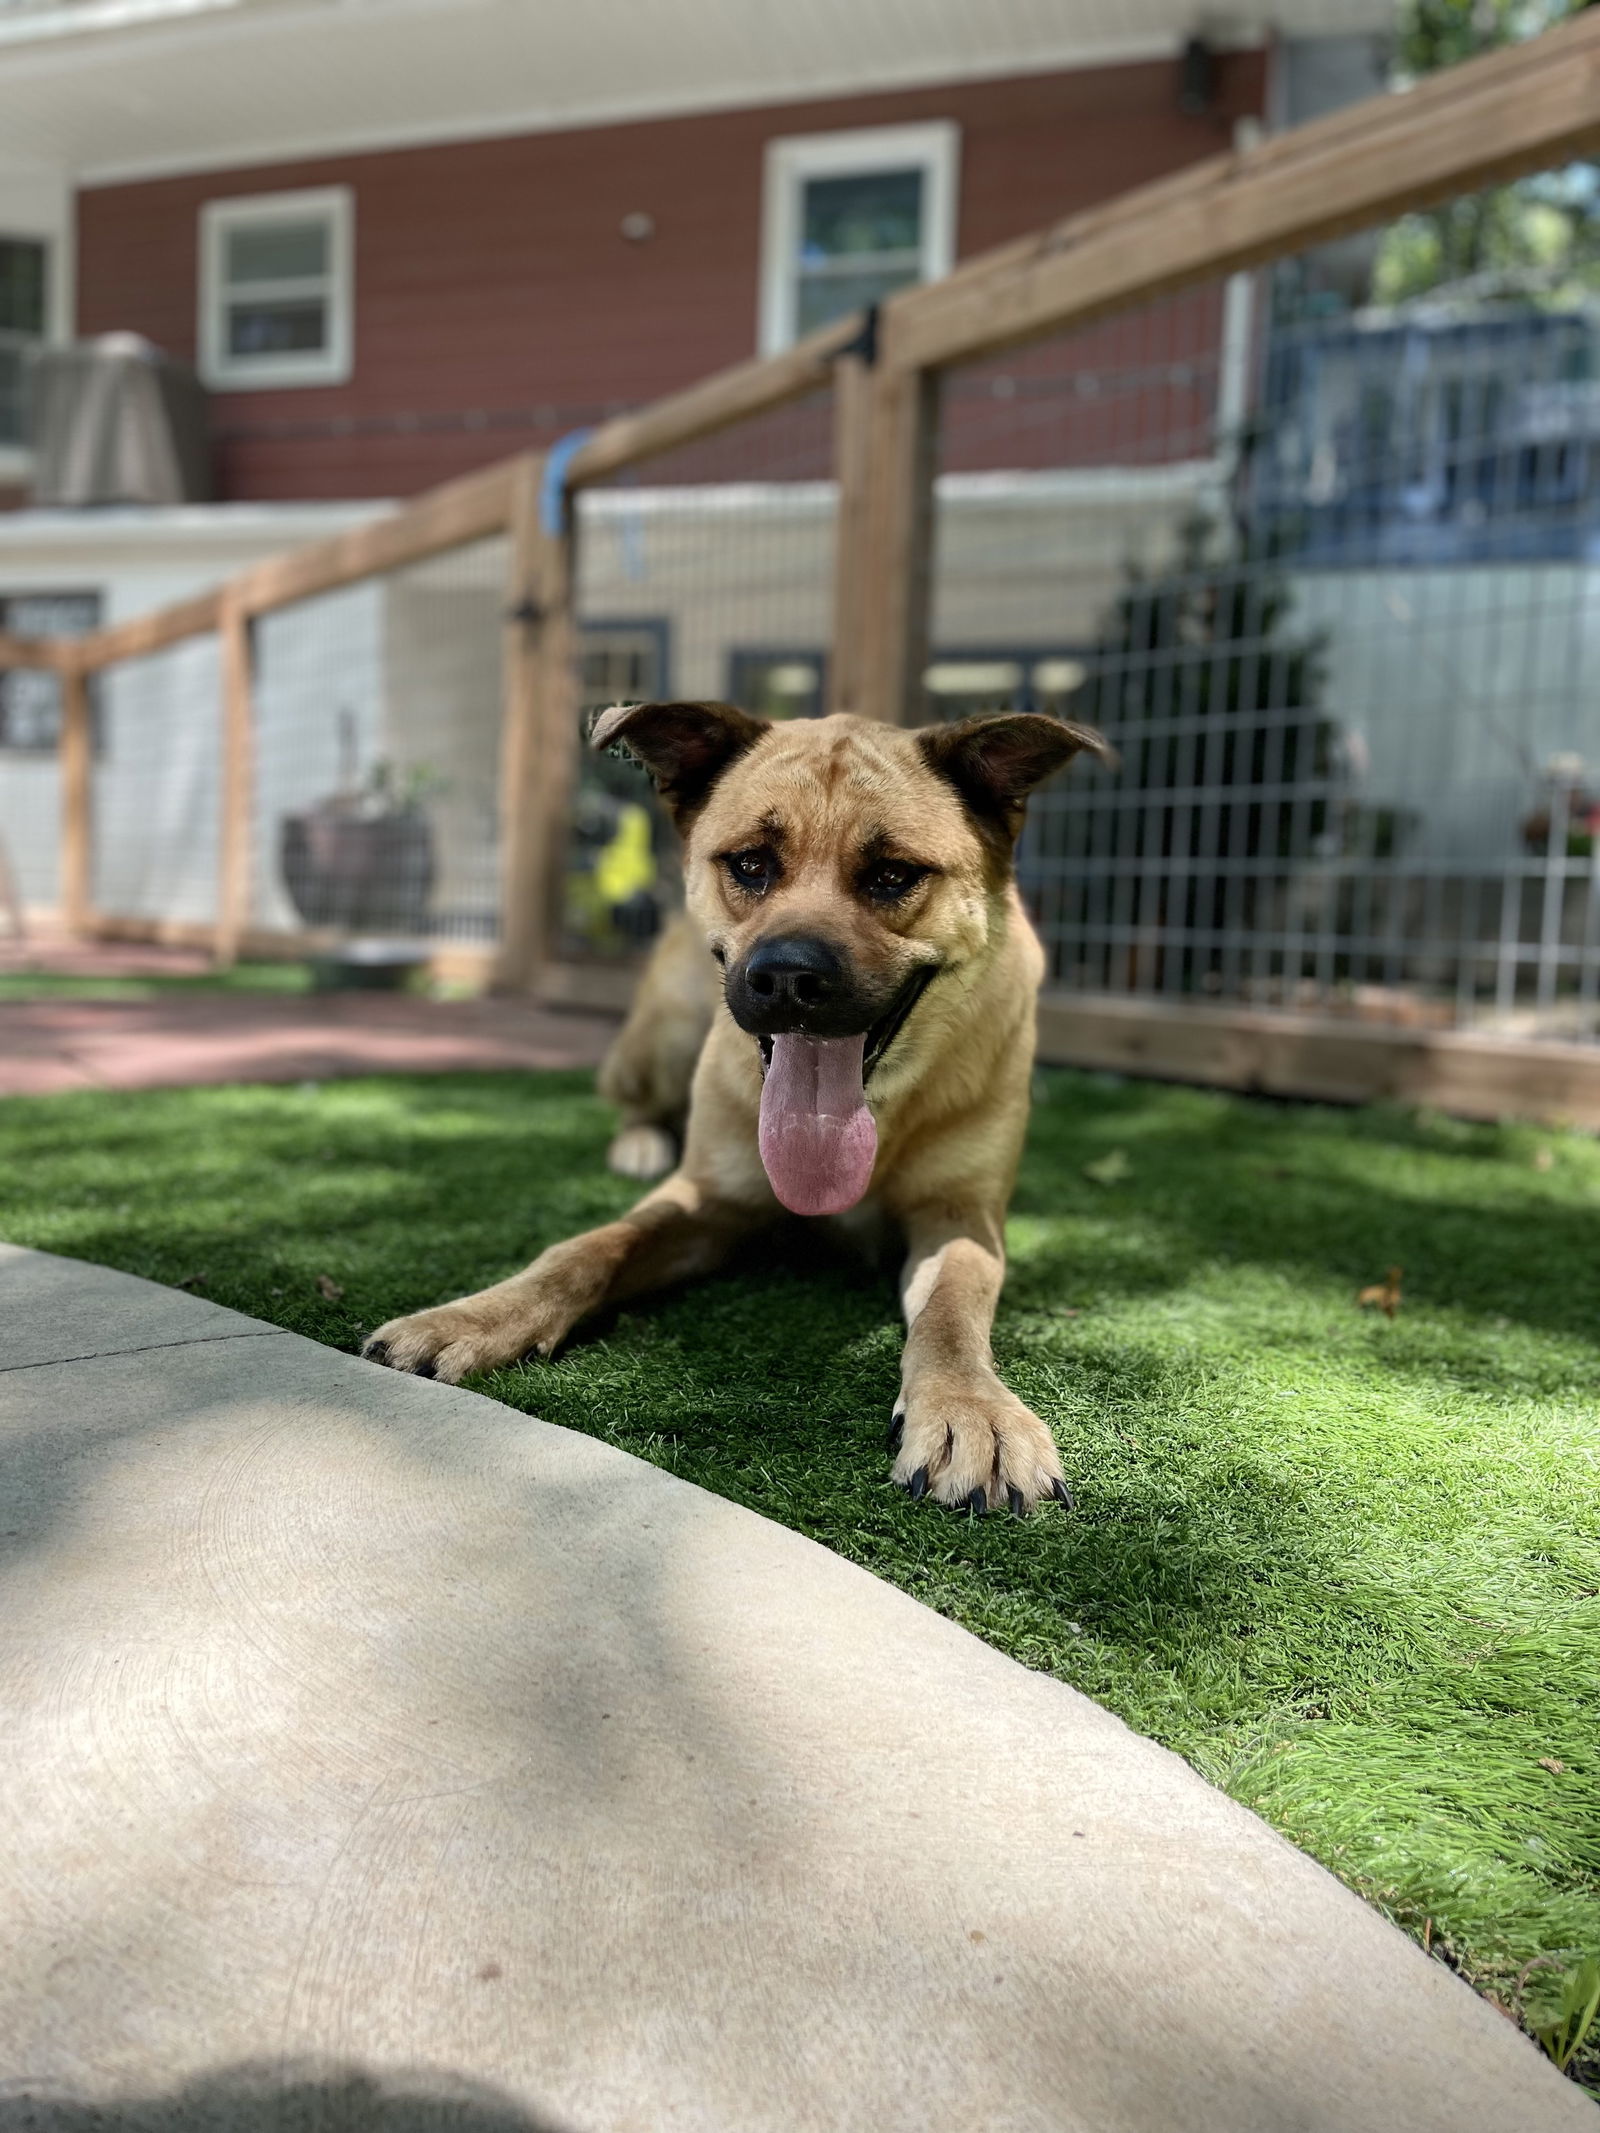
[861, 859, 926, 903]
[723, 846, 779, 894]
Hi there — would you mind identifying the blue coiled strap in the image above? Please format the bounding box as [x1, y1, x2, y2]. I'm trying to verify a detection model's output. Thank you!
[541, 428, 597, 536]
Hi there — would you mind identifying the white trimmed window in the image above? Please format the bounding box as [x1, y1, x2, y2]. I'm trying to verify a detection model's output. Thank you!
[199, 188, 353, 390]
[759, 122, 958, 356]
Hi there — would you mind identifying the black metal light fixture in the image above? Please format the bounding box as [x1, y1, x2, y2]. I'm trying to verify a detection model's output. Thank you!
[1179, 34, 1217, 116]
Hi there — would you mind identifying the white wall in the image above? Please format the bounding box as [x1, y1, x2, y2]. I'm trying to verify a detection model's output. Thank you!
[1288, 564, 1600, 863]
[0, 502, 387, 918]
[93, 635, 224, 923]
[252, 582, 387, 932]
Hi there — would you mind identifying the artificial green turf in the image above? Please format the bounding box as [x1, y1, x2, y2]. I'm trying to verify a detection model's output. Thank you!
[1, 1065, 1596, 2080]
[0, 959, 315, 1002]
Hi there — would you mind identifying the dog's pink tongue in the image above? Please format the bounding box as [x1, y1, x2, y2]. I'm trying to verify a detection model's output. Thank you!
[758, 1032, 877, 1216]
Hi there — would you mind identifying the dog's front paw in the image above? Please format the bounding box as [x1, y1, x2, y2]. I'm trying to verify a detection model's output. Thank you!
[363, 1292, 555, 1385]
[607, 1123, 677, 1180]
[890, 1372, 1070, 1516]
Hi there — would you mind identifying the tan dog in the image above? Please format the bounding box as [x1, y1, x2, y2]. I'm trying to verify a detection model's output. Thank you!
[596, 906, 720, 1179]
[365, 701, 1109, 1513]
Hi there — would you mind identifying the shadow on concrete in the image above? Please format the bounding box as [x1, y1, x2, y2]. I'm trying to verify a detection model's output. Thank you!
[0, 2063, 570, 2131]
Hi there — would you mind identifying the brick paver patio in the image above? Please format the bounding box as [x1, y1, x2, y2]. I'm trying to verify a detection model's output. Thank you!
[0, 929, 617, 1095]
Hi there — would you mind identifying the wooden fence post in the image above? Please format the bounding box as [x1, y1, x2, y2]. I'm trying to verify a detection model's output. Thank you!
[58, 651, 93, 936]
[850, 362, 939, 725]
[493, 454, 580, 994]
[217, 592, 255, 967]
[827, 350, 874, 717]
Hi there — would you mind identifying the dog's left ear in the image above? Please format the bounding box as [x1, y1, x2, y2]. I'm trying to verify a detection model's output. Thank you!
[919, 712, 1115, 837]
[589, 700, 770, 826]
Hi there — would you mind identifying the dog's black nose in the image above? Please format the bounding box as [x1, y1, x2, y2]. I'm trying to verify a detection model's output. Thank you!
[727, 934, 853, 1033]
[743, 934, 844, 1010]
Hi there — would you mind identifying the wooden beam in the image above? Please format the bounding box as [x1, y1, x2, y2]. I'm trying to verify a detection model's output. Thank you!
[826, 351, 874, 717]
[492, 456, 581, 993]
[76, 591, 222, 671]
[235, 457, 518, 617]
[0, 828, 23, 940]
[883, 9, 1600, 372]
[566, 322, 850, 489]
[57, 654, 93, 937]
[0, 630, 73, 671]
[851, 365, 939, 724]
[1035, 991, 1600, 1130]
[215, 593, 254, 968]
[86, 912, 500, 988]
[67, 460, 516, 675]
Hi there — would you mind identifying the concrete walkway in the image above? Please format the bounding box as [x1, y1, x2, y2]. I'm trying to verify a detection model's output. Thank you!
[1, 1243, 1591, 2133]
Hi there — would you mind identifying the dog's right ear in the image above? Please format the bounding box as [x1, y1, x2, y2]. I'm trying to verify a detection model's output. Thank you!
[589, 700, 770, 826]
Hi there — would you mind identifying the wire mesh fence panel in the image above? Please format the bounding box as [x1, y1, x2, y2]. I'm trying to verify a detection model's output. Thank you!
[568, 390, 835, 961]
[91, 635, 222, 927]
[251, 536, 507, 950]
[929, 210, 1600, 1038]
[0, 593, 101, 914]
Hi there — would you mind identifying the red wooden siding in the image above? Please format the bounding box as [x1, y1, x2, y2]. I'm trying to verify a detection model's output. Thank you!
[76, 52, 1265, 502]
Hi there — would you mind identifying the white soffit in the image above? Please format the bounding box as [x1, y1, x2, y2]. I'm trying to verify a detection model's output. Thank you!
[0, 0, 1397, 186]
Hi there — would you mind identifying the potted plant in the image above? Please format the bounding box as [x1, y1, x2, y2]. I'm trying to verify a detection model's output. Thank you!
[280, 721, 440, 937]
[1521, 753, 1600, 859]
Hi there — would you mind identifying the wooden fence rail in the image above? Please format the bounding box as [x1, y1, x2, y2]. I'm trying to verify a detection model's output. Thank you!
[0, 630, 75, 672]
[881, 9, 1600, 371]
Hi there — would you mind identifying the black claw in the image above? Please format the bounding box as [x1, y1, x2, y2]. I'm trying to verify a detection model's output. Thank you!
[1049, 1478, 1075, 1508]
[1007, 1486, 1028, 1519]
[964, 1485, 987, 1518]
[412, 1360, 436, 1380]
[886, 1411, 905, 1453]
[364, 1340, 390, 1367]
[908, 1465, 930, 1501]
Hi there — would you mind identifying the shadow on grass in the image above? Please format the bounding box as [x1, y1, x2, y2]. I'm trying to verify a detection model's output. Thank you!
[1015, 1087, 1600, 1349]
[12, 1066, 1598, 1350]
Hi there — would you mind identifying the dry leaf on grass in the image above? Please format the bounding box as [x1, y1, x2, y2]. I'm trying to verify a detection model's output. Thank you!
[315, 1273, 345, 1301]
[1539, 1757, 1566, 1775]
[1083, 1150, 1130, 1187]
[1533, 1146, 1554, 1172]
[1357, 1266, 1403, 1318]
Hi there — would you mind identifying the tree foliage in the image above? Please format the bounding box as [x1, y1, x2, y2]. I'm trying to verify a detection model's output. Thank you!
[1080, 514, 1335, 866]
[1373, 1, 1600, 306]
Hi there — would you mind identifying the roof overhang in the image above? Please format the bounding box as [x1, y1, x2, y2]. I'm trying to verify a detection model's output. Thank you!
[0, 0, 1395, 187]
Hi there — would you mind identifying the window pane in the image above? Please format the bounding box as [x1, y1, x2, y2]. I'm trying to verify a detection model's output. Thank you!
[227, 297, 328, 357]
[0, 342, 25, 447]
[225, 218, 329, 284]
[0, 667, 65, 750]
[795, 258, 921, 336]
[801, 169, 922, 263]
[0, 594, 100, 753]
[3, 593, 99, 638]
[0, 238, 46, 336]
